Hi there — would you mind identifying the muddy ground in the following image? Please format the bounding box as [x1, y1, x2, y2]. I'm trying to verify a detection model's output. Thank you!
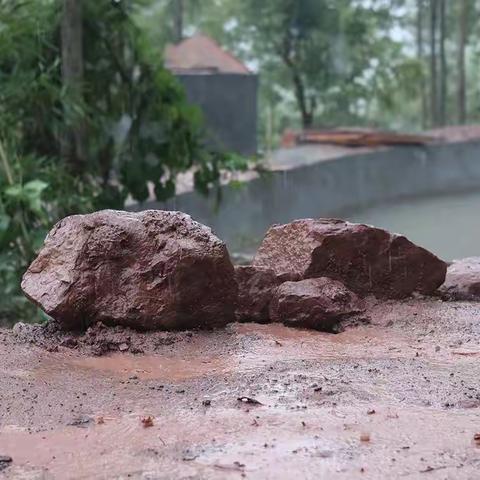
[1, 298, 480, 479]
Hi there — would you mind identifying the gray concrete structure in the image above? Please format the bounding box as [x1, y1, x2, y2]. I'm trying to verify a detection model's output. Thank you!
[177, 73, 258, 156]
[136, 140, 480, 253]
[165, 34, 258, 156]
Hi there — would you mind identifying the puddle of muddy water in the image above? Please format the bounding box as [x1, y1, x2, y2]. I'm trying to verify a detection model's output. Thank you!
[57, 324, 417, 382]
[27, 321, 470, 391]
[233, 322, 418, 362]
[70, 354, 232, 381]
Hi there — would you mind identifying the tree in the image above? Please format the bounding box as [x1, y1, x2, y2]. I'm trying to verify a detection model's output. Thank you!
[429, 0, 438, 126]
[2, 0, 239, 205]
[173, 0, 184, 43]
[0, 0, 244, 321]
[457, 0, 467, 124]
[417, 0, 427, 128]
[438, 0, 447, 126]
[61, 0, 86, 171]
[217, 0, 396, 129]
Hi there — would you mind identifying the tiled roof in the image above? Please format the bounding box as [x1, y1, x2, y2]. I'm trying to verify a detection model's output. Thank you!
[165, 34, 251, 74]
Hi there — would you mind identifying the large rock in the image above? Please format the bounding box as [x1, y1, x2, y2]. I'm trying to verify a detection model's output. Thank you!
[253, 218, 447, 299]
[440, 257, 480, 301]
[234, 265, 280, 323]
[269, 277, 364, 331]
[21, 210, 237, 331]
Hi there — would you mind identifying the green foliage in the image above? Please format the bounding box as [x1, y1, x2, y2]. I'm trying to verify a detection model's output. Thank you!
[0, 0, 242, 323]
[148, 0, 480, 140]
[223, 0, 402, 128]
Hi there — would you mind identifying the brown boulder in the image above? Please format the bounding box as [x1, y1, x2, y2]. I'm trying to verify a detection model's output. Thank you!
[253, 218, 447, 299]
[269, 277, 364, 331]
[21, 210, 237, 331]
[234, 266, 280, 322]
[440, 257, 480, 301]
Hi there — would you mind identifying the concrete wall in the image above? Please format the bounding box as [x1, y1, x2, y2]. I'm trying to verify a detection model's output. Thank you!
[177, 73, 258, 156]
[137, 140, 480, 253]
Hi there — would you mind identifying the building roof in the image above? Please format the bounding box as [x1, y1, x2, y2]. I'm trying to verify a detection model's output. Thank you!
[165, 34, 251, 75]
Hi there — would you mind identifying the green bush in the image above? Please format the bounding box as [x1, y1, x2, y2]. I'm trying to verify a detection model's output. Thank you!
[0, 0, 246, 324]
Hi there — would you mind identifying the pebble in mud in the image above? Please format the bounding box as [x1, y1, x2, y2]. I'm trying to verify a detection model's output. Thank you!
[67, 415, 94, 428]
[0, 456, 12, 471]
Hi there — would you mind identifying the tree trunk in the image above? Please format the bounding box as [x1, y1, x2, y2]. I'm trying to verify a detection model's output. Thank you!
[429, 0, 438, 127]
[279, 24, 315, 129]
[438, 0, 447, 126]
[457, 0, 467, 124]
[291, 70, 314, 129]
[61, 0, 86, 172]
[280, 51, 314, 129]
[173, 0, 184, 44]
[417, 0, 427, 129]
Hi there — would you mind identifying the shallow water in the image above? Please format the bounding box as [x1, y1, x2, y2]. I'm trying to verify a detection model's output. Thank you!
[348, 190, 480, 261]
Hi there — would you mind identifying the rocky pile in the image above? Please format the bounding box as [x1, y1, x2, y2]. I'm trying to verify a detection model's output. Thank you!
[22, 213, 451, 334]
[21, 210, 237, 331]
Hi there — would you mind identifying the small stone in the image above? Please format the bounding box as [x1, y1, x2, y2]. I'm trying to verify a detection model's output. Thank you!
[141, 416, 154, 428]
[67, 415, 93, 428]
[60, 336, 78, 348]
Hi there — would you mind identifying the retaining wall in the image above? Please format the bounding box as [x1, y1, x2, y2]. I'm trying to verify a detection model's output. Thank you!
[137, 140, 480, 252]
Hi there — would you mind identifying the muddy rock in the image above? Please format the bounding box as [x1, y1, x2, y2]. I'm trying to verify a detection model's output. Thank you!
[269, 277, 364, 331]
[440, 257, 480, 300]
[21, 210, 237, 331]
[253, 218, 447, 299]
[234, 266, 280, 323]
[12, 319, 190, 356]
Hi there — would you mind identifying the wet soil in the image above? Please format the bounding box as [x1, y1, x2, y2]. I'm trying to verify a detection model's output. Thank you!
[1, 298, 480, 479]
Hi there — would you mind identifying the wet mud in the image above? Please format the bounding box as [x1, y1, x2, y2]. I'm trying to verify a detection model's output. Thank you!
[1, 298, 480, 479]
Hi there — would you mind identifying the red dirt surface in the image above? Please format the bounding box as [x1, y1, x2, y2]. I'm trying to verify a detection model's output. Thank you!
[1, 297, 480, 479]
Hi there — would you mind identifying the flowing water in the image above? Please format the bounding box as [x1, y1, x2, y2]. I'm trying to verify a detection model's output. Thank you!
[348, 190, 480, 261]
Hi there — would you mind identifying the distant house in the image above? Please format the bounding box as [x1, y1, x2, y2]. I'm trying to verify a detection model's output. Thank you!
[165, 34, 258, 156]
